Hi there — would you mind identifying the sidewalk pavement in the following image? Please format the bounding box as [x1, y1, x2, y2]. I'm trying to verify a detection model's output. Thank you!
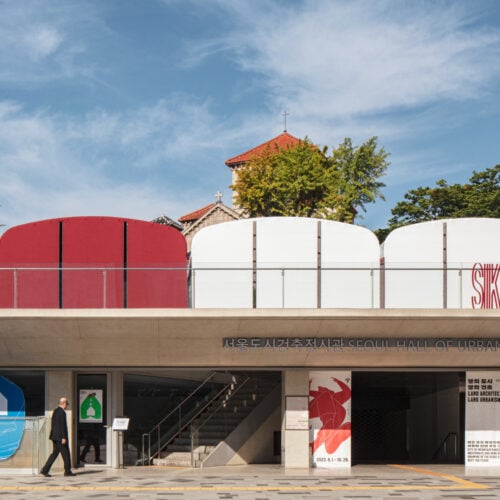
[0, 464, 499, 499]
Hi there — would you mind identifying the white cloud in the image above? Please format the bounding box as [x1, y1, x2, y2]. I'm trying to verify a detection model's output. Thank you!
[64, 97, 229, 169]
[0, 98, 244, 229]
[190, 1, 500, 124]
[24, 25, 63, 60]
[0, 1, 103, 84]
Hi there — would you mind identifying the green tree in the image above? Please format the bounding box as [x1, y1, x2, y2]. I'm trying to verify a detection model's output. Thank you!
[231, 137, 389, 223]
[459, 166, 500, 217]
[376, 165, 500, 241]
[328, 137, 389, 223]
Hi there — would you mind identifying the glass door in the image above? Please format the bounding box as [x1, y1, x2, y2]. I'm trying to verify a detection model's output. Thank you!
[76, 374, 107, 465]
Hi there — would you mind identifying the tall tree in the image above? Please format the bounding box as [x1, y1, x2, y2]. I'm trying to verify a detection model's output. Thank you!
[328, 137, 389, 223]
[231, 137, 389, 223]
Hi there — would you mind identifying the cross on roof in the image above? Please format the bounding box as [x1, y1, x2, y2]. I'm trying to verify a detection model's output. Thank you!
[215, 191, 223, 203]
[282, 110, 289, 132]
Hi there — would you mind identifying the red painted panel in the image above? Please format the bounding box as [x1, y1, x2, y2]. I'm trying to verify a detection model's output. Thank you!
[0, 220, 60, 308]
[127, 221, 187, 308]
[0, 216, 188, 309]
[62, 217, 124, 308]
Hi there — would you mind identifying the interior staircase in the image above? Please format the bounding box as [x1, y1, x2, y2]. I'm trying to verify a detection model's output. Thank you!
[153, 374, 279, 467]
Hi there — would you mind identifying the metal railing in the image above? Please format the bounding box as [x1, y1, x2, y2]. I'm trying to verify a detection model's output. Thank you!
[140, 372, 226, 465]
[190, 375, 250, 467]
[0, 264, 496, 310]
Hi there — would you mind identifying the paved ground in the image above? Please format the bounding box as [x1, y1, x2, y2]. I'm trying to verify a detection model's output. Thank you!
[1, 464, 500, 499]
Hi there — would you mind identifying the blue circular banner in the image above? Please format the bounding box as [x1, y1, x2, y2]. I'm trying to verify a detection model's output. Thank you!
[0, 376, 26, 461]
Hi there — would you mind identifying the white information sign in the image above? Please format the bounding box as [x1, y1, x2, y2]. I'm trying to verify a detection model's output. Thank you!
[112, 418, 130, 431]
[466, 371, 500, 466]
[286, 396, 309, 430]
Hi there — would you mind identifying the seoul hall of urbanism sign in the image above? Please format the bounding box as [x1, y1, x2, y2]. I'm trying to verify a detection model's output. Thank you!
[223, 338, 500, 352]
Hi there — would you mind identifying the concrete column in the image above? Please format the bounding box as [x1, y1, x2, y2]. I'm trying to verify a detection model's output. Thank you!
[282, 370, 310, 468]
[109, 371, 124, 468]
[44, 371, 75, 469]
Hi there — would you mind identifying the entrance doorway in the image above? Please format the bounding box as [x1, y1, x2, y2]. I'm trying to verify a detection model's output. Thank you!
[352, 372, 465, 464]
[123, 371, 281, 466]
[76, 374, 107, 465]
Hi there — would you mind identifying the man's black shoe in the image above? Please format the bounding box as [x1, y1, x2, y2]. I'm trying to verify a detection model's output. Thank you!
[64, 472, 77, 477]
[94, 459, 103, 463]
[40, 472, 51, 477]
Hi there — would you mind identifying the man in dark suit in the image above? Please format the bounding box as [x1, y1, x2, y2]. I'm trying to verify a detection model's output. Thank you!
[40, 397, 76, 477]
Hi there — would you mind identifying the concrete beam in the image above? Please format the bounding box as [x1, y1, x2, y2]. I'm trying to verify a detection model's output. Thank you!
[1, 309, 500, 368]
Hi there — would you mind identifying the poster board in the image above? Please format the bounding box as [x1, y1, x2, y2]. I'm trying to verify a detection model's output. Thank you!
[466, 371, 500, 466]
[79, 389, 103, 423]
[309, 371, 351, 468]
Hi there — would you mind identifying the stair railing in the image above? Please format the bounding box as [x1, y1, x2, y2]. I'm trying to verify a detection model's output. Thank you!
[432, 432, 458, 462]
[141, 372, 225, 465]
[190, 375, 251, 467]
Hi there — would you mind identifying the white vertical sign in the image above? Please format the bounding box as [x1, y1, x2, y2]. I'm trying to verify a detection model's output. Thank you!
[309, 371, 351, 468]
[466, 371, 500, 466]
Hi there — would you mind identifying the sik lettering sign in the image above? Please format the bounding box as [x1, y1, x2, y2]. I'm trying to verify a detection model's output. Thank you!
[472, 263, 500, 309]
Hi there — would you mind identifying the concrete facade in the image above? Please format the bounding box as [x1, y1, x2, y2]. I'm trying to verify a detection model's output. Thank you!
[1, 307, 500, 470]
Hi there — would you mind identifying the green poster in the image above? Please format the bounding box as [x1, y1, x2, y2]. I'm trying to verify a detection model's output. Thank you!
[79, 389, 103, 423]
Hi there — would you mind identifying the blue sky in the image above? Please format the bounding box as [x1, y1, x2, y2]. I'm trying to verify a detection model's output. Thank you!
[1, 0, 500, 232]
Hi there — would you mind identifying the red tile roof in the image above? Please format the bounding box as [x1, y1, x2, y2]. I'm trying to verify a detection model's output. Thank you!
[178, 203, 215, 222]
[225, 132, 302, 166]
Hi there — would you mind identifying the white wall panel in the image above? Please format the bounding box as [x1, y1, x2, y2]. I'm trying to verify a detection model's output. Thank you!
[320, 222, 380, 308]
[383, 218, 500, 309]
[191, 220, 253, 308]
[382, 221, 444, 308]
[193, 217, 382, 309]
[256, 218, 318, 308]
[446, 219, 500, 309]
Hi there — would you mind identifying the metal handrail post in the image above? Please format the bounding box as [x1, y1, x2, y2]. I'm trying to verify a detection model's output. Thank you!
[190, 425, 194, 468]
[13, 269, 17, 308]
[191, 269, 195, 308]
[141, 433, 147, 466]
[281, 269, 285, 308]
[157, 425, 160, 462]
[459, 269, 463, 308]
[103, 270, 107, 308]
[370, 268, 374, 308]
[141, 434, 144, 465]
